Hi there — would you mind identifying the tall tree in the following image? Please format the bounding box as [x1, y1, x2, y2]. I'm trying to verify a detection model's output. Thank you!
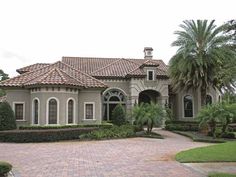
[0, 69, 9, 97]
[169, 20, 236, 106]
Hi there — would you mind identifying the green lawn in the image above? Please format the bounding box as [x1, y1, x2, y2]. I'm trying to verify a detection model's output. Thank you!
[208, 173, 236, 177]
[176, 142, 236, 163]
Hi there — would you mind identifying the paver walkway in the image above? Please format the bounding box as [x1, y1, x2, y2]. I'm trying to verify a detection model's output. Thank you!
[0, 129, 230, 177]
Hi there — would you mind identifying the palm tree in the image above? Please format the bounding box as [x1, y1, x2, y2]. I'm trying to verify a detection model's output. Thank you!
[132, 102, 165, 134]
[169, 20, 236, 106]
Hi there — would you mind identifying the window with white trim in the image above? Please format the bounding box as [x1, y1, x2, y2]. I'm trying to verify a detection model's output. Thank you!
[48, 98, 58, 124]
[67, 99, 74, 124]
[14, 103, 24, 120]
[147, 70, 154, 81]
[85, 103, 94, 120]
[33, 99, 39, 124]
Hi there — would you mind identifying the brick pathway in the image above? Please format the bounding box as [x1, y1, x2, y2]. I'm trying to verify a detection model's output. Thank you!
[0, 130, 212, 177]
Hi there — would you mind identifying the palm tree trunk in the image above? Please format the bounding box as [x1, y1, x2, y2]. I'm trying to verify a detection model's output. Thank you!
[201, 87, 207, 107]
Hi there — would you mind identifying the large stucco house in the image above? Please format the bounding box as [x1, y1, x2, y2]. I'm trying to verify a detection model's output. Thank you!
[0, 48, 220, 126]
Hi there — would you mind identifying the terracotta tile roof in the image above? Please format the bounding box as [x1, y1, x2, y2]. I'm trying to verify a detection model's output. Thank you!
[62, 57, 168, 78]
[16, 63, 50, 74]
[62, 57, 118, 74]
[140, 59, 159, 67]
[0, 61, 107, 88]
[91, 58, 142, 78]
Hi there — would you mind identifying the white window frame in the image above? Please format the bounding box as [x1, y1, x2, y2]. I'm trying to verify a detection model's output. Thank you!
[32, 98, 40, 125]
[46, 97, 60, 125]
[84, 102, 95, 120]
[13, 102, 25, 121]
[66, 98, 76, 124]
[182, 95, 194, 118]
[147, 70, 155, 81]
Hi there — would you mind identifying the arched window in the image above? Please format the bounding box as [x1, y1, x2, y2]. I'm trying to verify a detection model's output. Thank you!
[103, 88, 126, 121]
[184, 95, 193, 117]
[206, 94, 212, 105]
[67, 99, 74, 124]
[33, 99, 39, 124]
[48, 98, 58, 124]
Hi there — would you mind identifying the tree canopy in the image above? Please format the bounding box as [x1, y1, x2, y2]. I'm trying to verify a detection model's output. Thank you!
[169, 20, 236, 106]
[0, 69, 9, 97]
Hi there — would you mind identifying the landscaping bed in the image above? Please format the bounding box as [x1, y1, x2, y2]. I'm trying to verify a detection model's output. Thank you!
[176, 141, 236, 163]
[165, 120, 199, 131]
[173, 131, 227, 143]
[0, 127, 98, 143]
[135, 131, 163, 139]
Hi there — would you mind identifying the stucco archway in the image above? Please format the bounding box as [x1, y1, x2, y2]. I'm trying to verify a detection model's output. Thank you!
[138, 90, 161, 105]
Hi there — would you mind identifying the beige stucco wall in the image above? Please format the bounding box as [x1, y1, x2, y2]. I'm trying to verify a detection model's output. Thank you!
[102, 79, 130, 95]
[6, 89, 31, 126]
[78, 89, 103, 124]
[172, 87, 221, 120]
[30, 88, 79, 125]
[5, 87, 104, 126]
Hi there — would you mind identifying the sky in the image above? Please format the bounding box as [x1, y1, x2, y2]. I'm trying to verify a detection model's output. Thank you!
[0, 0, 235, 77]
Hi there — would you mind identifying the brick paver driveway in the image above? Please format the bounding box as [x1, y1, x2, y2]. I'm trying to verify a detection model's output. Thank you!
[0, 129, 211, 177]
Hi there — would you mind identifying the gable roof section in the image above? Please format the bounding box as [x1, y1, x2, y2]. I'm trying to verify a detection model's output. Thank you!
[0, 61, 107, 88]
[91, 58, 143, 78]
[62, 57, 168, 78]
[16, 63, 50, 74]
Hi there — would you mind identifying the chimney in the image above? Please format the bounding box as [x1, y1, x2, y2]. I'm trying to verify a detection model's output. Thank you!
[144, 47, 153, 59]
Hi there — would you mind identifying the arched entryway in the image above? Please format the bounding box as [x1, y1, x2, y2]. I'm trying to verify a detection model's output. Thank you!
[138, 90, 161, 104]
[102, 88, 127, 121]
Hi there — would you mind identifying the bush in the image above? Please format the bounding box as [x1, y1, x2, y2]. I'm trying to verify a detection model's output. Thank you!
[0, 102, 16, 131]
[19, 123, 113, 130]
[0, 161, 12, 176]
[165, 120, 199, 131]
[221, 132, 235, 139]
[0, 128, 98, 143]
[111, 104, 126, 126]
[80, 125, 135, 140]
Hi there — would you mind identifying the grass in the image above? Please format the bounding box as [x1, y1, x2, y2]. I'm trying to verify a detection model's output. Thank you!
[176, 141, 236, 163]
[208, 173, 236, 177]
[173, 131, 227, 143]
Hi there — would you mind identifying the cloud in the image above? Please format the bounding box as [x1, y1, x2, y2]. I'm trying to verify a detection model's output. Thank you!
[0, 49, 28, 77]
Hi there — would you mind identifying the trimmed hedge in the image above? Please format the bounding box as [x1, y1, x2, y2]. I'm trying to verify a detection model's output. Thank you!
[0, 127, 98, 143]
[0, 161, 12, 176]
[165, 120, 199, 131]
[111, 104, 126, 126]
[19, 123, 113, 130]
[0, 102, 16, 131]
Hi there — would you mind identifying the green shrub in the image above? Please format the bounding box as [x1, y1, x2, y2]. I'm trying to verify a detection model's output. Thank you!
[0, 102, 16, 131]
[0, 161, 12, 176]
[19, 123, 113, 130]
[0, 128, 97, 143]
[165, 121, 199, 131]
[80, 125, 135, 140]
[221, 132, 235, 139]
[111, 104, 126, 126]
